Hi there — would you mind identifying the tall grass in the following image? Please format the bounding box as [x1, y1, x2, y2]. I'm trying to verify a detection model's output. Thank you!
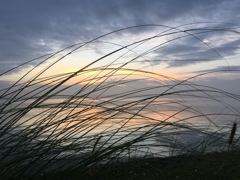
[0, 23, 240, 178]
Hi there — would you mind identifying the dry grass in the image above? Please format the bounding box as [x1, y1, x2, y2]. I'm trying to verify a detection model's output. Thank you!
[0, 23, 240, 179]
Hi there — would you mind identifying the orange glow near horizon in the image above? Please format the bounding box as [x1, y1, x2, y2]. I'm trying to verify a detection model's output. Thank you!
[0, 58, 183, 87]
[56, 67, 182, 86]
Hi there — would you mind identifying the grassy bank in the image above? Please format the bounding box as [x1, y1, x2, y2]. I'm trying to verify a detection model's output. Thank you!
[32, 150, 240, 179]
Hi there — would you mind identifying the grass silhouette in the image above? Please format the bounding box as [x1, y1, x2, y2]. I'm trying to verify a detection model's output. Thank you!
[0, 23, 240, 179]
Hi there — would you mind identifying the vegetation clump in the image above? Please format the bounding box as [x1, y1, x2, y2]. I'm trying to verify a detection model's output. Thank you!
[0, 23, 240, 179]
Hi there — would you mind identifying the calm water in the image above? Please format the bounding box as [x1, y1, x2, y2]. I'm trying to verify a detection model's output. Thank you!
[1, 95, 239, 158]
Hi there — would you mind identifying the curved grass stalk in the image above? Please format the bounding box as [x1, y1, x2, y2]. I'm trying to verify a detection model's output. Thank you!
[0, 23, 240, 178]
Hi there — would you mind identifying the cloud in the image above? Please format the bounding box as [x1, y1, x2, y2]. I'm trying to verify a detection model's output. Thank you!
[146, 31, 240, 68]
[0, 0, 240, 74]
[190, 65, 240, 74]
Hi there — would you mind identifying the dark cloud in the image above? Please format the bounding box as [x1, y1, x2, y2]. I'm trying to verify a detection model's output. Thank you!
[191, 65, 240, 73]
[207, 39, 240, 57]
[166, 58, 217, 68]
[0, 0, 239, 73]
[147, 30, 240, 68]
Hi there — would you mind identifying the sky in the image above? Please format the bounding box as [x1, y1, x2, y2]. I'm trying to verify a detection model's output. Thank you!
[0, 0, 240, 94]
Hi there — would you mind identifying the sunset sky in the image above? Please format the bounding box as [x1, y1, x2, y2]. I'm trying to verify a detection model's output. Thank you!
[0, 0, 240, 94]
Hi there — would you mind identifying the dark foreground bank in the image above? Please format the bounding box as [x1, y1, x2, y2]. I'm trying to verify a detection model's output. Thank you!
[15, 150, 240, 180]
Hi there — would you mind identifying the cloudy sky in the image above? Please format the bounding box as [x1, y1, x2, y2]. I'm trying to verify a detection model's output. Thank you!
[0, 0, 240, 93]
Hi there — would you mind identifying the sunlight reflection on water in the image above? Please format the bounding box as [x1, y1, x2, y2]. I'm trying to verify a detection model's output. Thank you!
[3, 96, 237, 158]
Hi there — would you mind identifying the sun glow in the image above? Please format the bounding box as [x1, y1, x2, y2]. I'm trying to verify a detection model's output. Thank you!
[57, 68, 180, 85]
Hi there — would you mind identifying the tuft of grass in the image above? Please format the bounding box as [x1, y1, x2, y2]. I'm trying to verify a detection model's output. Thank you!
[0, 23, 240, 179]
[228, 122, 237, 150]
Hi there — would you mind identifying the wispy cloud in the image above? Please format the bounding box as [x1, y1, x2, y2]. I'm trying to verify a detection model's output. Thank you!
[190, 65, 240, 74]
